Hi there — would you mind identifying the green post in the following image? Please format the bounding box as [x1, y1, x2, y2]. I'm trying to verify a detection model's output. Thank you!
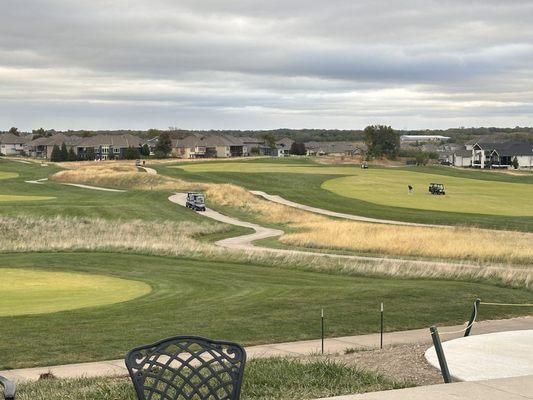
[464, 298, 480, 337]
[430, 326, 452, 383]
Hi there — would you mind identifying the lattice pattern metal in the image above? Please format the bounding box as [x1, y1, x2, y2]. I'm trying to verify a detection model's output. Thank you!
[126, 336, 246, 400]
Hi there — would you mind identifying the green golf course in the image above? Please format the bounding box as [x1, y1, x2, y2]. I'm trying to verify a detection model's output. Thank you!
[322, 169, 533, 216]
[0, 268, 150, 316]
[1, 252, 532, 369]
[160, 158, 533, 230]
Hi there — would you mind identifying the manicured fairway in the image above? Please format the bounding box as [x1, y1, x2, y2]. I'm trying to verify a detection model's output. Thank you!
[0, 252, 532, 369]
[322, 170, 533, 216]
[0, 195, 56, 202]
[172, 162, 359, 175]
[0, 171, 18, 180]
[159, 158, 533, 230]
[0, 268, 150, 316]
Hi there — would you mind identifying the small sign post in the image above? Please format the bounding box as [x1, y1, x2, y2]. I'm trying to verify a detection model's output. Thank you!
[380, 302, 384, 349]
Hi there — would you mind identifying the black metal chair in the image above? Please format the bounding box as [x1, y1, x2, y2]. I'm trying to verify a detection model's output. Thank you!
[125, 336, 246, 400]
[0, 375, 15, 400]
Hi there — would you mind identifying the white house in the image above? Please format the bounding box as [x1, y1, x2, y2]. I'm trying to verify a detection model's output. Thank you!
[0, 133, 32, 156]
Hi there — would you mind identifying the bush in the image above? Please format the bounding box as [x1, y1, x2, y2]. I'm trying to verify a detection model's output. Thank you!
[124, 147, 141, 160]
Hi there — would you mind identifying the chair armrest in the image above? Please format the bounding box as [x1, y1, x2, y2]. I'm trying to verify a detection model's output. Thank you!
[0, 375, 15, 400]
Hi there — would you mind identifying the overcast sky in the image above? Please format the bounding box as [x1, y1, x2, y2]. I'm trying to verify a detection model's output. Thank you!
[1, 0, 533, 131]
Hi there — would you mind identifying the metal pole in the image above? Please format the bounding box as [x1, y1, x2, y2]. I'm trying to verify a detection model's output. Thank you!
[321, 308, 324, 355]
[380, 302, 384, 349]
[464, 298, 480, 337]
[430, 326, 452, 383]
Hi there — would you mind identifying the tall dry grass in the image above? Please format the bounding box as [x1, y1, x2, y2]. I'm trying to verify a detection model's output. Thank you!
[0, 216, 224, 255]
[2, 216, 532, 290]
[46, 162, 533, 289]
[280, 221, 533, 265]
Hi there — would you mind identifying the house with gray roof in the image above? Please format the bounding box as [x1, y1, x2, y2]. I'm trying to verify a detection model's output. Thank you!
[451, 139, 533, 169]
[26, 133, 143, 160]
[0, 133, 33, 156]
[304, 141, 366, 156]
[173, 135, 246, 158]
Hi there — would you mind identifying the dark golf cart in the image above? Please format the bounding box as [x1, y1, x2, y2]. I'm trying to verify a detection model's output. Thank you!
[186, 192, 206, 211]
[428, 183, 445, 195]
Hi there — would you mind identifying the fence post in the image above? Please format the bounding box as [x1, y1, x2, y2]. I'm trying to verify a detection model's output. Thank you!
[464, 298, 480, 337]
[430, 326, 452, 383]
[380, 302, 384, 349]
[321, 308, 324, 355]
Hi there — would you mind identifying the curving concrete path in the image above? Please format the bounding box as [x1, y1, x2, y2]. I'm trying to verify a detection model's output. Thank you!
[250, 190, 447, 228]
[140, 166, 157, 174]
[169, 194, 283, 249]
[168, 193, 492, 270]
[62, 183, 125, 192]
[25, 178, 48, 184]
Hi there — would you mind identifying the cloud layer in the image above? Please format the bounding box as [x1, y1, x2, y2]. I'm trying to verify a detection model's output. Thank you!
[1, 0, 533, 130]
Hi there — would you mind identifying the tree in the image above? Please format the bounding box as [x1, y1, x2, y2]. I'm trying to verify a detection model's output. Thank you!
[414, 152, 429, 166]
[140, 143, 150, 156]
[250, 146, 260, 155]
[68, 147, 78, 161]
[8, 127, 19, 136]
[261, 133, 276, 148]
[85, 147, 96, 161]
[32, 127, 47, 139]
[290, 142, 306, 155]
[124, 147, 141, 160]
[60, 143, 68, 161]
[147, 128, 161, 138]
[513, 157, 519, 169]
[364, 125, 399, 159]
[50, 145, 61, 162]
[155, 132, 172, 158]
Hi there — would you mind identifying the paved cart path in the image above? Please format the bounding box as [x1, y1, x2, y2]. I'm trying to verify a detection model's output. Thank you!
[1, 316, 530, 383]
[168, 193, 497, 270]
[250, 190, 448, 228]
[62, 183, 126, 192]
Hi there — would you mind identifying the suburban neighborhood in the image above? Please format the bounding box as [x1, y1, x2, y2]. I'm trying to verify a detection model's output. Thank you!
[1, 1, 533, 399]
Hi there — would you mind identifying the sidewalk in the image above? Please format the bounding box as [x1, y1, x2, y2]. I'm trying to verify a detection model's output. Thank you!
[318, 374, 533, 399]
[1, 316, 531, 383]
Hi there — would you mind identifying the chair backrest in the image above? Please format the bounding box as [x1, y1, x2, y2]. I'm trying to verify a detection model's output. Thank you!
[125, 336, 246, 400]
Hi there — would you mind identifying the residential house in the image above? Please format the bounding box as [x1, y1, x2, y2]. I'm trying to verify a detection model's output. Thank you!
[173, 135, 246, 158]
[451, 139, 533, 169]
[26, 133, 143, 160]
[0, 133, 33, 156]
[26, 133, 82, 158]
[76, 134, 143, 160]
[452, 149, 472, 167]
[305, 141, 366, 156]
[260, 138, 294, 157]
[472, 141, 533, 169]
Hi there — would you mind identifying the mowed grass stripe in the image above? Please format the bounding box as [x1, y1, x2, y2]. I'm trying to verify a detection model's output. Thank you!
[1, 252, 532, 369]
[0, 171, 18, 180]
[0, 195, 56, 202]
[0, 268, 151, 316]
[322, 169, 533, 216]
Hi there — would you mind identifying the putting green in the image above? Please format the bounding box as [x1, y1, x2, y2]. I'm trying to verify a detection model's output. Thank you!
[172, 162, 357, 175]
[0, 171, 18, 180]
[322, 169, 533, 216]
[0, 195, 56, 202]
[0, 268, 151, 316]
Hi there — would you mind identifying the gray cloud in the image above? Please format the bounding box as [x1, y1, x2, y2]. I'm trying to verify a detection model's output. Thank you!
[1, 0, 532, 130]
